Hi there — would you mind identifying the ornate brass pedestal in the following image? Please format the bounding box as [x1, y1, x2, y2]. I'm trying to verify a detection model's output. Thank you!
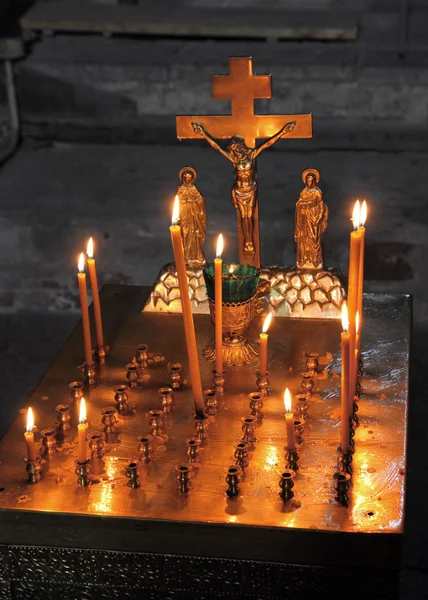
[203, 297, 258, 366]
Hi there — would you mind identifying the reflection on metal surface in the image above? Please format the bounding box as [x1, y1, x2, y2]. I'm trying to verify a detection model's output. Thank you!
[0, 287, 409, 537]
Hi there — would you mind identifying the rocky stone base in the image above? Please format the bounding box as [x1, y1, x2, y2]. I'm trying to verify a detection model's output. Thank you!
[143, 264, 346, 319]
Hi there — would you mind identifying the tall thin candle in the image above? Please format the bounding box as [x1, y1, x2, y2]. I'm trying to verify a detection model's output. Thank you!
[348, 201, 363, 402]
[284, 388, 296, 451]
[170, 196, 205, 419]
[24, 407, 36, 462]
[77, 397, 88, 463]
[214, 234, 224, 376]
[77, 253, 93, 365]
[86, 237, 104, 348]
[259, 312, 272, 378]
[340, 304, 351, 452]
[356, 200, 367, 356]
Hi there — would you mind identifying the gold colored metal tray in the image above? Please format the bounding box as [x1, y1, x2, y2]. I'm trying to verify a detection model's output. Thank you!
[0, 285, 409, 570]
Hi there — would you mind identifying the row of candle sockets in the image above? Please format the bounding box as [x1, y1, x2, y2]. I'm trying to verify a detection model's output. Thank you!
[23, 349, 319, 495]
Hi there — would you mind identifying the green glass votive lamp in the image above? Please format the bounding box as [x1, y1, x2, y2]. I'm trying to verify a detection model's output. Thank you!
[202, 263, 260, 366]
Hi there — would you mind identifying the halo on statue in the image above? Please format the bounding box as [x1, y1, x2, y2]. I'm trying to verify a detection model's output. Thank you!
[179, 166, 197, 181]
[302, 168, 320, 184]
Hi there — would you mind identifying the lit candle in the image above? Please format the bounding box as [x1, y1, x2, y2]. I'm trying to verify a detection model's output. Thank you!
[340, 304, 351, 452]
[86, 237, 104, 348]
[77, 253, 93, 365]
[214, 234, 224, 376]
[170, 196, 205, 418]
[356, 200, 367, 356]
[284, 388, 296, 451]
[24, 407, 36, 462]
[348, 201, 363, 403]
[77, 397, 88, 463]
[259, 312, 272, 378]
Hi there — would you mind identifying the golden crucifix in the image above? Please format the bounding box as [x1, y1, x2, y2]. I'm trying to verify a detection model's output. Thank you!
[176, 56, 313, 268]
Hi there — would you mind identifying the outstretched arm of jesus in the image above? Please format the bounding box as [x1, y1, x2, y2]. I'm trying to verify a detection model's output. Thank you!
[252, 121, 296, 159]
[191, 122, 231, 162]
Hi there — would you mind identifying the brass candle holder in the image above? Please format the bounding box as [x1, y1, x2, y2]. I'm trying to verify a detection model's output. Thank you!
[89, 433, 105, 460]
[158, 387, 175, 413]
[147, 410, 164, 437]
[279, 469, 296, 502]
[82, 361, 97, 387]
[234, 440, 249, 471]
[295, 393, 309, 420]
[41, 428, 57, 458]
[75, 459, 90, 486]
[101, 407, 119, 434]
[225, 464, 242, 497]
[25, 457, 41, 484]
[186, 438, 201, 463]
[248, 391, 263, 420]
[176, 464, 192, 493]
[56, 404, 72, 432]
[286, 448, 299, 472]
[352, 395, 359, 427]
[94, 344, 109, 365]
[304, 351, 319, 374]
[212, 370, 225, 396]
[293, 418, 305, 445]
[204, 388, 218, 416]
[334, 471, 351, 506]
[255, 371, 270, 396]
[195, 416, 209, 441]
[241, 415, 257, 444]
[69, 381, 84, 403]
[138, 435, 153, 463]
[167, 363, 183, 391]
[135, 344, 149, 369]
[125, 363, 139, 389]
[126, 461, 141, 488]
[301, 372, 315, 397]
[113, 385, 130, 415]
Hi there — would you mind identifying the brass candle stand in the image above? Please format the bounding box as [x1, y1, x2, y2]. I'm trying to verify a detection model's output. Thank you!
[304, 352, 319, 374]
[69, 381, 84, 403]
[125, 363, 139, 389]
[225, 465, 242, 497]
[89, 433, 105, 461]
[75, 459, 90, 486]
[293, 418, 305, 445]
[82, 361, 97, 387]
[234, 441, 249, 471]
[168, 363, 183, 391]
[135, 344, 149, 369]
[204, 388, 218, 416]
[195, 416, 209, 441]
[158, 387, 175, 413]
[295, 393, 309, 420]
[286, 448, 299, 472]
[138, 435, 153, 463]
[248, 391, 264, 420]
[334, 472, 351, 506]
[255, 371, 270, 396]
[212, 370, 225, 396]
[41, 428, 57, 458]
[279, 469, 296, 502]
[186, 438, 201, 463]
[101, 407, 120, 434]
[176, 464, 192, 493]
[56, 404, 72, 432]
[25, 457, 41, 484]
[126, 461, 141, 488]
[147, 410, 164, 437]
[301, 372, 315, 398]
[94, 344, 109, 365]
[113, 385, 130, 416]
[241, 415, 257, 445]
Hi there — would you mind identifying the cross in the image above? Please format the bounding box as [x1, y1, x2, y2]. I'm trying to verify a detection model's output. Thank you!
[176, 56, 313, 267]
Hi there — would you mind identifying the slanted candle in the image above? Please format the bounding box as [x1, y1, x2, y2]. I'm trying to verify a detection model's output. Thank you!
[259, 312, 272, 378]
[24, 407, 36, 462]
[77, 253, 93, 365]
[214, 234, 224, 376]
[340, 303, 351, 452]
[348, 201, 363, 402]
[77, 397, 88, 463]
[86, 237, 104, 348]
[284, 388, 296, 451]
[356, 200, 367, 355]
[170, 196, 205, 419]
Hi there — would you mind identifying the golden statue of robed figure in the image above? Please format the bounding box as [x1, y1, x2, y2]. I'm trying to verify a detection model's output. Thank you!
[176, 166, 207, 269]
[295, 168, 328, 270]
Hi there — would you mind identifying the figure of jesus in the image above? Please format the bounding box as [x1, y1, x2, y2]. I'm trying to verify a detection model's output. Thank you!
[294, 169, 328, 270]
[192, 121, 296, 257]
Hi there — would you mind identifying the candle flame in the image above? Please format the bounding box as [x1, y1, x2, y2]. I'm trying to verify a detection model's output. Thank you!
[172, 195, 180, 225]
[87, 237, 94, 258]
[262, 312, 272, 334]
[356, 311, 360, 335]
[78, 252, 85, 273]
[341, 303, 349, 332]
[26, 407, 34, 433]
[284, 388, 292, 414]
[216, 234, 224, 258]
[79, 397, 87, 424]
[360, 200, 367, 227]
[352, 200, 361, 231]
[229, 265, 234, 274]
